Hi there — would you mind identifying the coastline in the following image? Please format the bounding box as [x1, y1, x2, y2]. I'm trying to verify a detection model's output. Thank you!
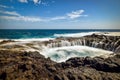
[0, 31, 120, 59]
[0, 31, 120, 80]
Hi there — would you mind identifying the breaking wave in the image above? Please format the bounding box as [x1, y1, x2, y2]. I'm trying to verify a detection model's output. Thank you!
[54, 31, 101, 37]
[13, 38, 55, 42]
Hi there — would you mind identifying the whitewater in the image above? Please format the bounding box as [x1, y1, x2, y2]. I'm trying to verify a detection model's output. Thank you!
[41, 46, 113, 62]
[0, 31, 119, 62]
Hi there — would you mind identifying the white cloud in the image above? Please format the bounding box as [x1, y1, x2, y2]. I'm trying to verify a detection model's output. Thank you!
[50, 16, 66, 20]
[0, 15, 43, 22]
[67, 10, 87, 19]
[0, 11, 20, 16]
[36, 0, 50, 6]
[0, 4, 14, 9]
[19, 0, 28, 3]
[50, 9, 87, 20]
[0, 9, 88, 22]
[20, 16, 43, 22]
[18, 0, 49, 6]
[41, 2, 49, 6]
[33, 0, 41, 4]
[0, 16, 20, 21]
[0, 5, 9, 8]
[0, 10, 43, 22]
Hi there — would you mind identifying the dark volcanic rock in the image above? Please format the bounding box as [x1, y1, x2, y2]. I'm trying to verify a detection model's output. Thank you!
[0, 50, 120, 80]
[0, 50, 56, 80]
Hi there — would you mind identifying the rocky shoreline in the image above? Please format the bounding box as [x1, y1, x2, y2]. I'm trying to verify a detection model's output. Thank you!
[0, 34, 120, 52]
[0, 34, 120, 80]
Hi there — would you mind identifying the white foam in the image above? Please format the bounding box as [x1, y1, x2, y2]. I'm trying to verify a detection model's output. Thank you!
[0, 40, 3, 42]
[54, 32, 101, 37]
[41, 46, 113, 62]
[13, 38, 55, 42]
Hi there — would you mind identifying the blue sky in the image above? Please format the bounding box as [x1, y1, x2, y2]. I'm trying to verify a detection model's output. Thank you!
[0, 0, 120, 29]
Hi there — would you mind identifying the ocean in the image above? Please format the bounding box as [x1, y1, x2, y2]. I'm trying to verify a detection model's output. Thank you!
[0, 29, 120, 39]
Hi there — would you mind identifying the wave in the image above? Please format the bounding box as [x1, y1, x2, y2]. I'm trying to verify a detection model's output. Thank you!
[54, 31, 101, 37]
[0, 31, 100, 42]
[0, 38, 55, 42]
[41, 46, 113, 62]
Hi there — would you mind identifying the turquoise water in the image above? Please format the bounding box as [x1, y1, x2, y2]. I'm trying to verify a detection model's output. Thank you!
[0, 29, 119, 39]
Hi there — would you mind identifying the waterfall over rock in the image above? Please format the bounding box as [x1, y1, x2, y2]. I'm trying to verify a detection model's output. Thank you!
[44, 34, 120, 52]
[47, 39, 84, 48]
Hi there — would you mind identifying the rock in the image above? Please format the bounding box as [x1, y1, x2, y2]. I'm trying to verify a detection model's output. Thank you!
[115, 45, 120, 53]
[0, 72, 7, 80]
[45, 64, 56, 72]
[44, 34, 120, 52]
[0, 40, 15, 45]
[67, 74, 78, 80]
[54, 74, 62, 80]
[0, 35, 120, 52]
[0, 34, 120, 80]
[62, 74, 69, 80]
[0, 50, 55, 80]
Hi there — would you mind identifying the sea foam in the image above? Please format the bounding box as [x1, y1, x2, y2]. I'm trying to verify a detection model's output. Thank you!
[41, 46, 113, 62]
[54, 31, 101, 37]
[13, 38, 55, 42]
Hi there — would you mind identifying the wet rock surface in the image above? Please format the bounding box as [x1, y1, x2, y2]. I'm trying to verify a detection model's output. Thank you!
[44, 34, 120, 53]
[0, 50, 120, 80]
[0, 34, 120, 53]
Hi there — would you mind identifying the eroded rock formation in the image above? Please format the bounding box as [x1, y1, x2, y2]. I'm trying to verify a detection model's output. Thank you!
[45, 34, 120, 52]
[0, 34, 120, 53]
[0, 50, 120, 80]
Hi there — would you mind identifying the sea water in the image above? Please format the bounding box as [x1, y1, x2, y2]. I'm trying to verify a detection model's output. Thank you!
[0, 29, 119, 39]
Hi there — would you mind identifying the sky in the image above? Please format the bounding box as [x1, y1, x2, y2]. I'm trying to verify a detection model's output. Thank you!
[0, 0, 120, 29]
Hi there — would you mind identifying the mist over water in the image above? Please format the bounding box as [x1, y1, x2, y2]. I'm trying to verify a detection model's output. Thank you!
[41, 46, 113, 62]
